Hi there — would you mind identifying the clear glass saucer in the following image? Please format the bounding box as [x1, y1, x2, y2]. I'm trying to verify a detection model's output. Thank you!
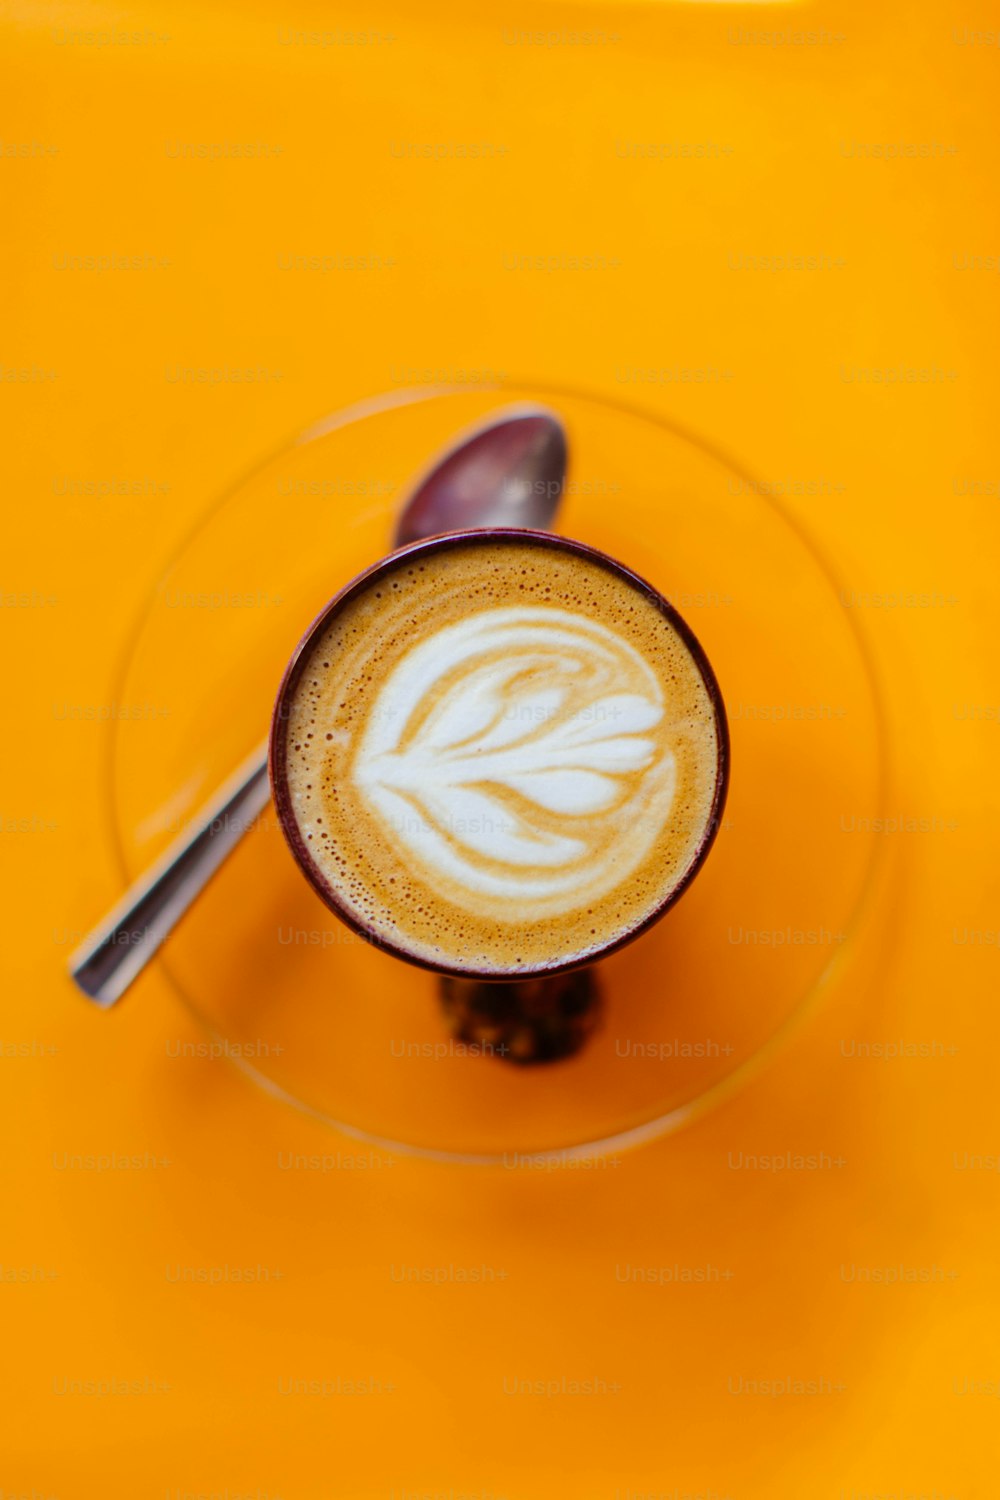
[107, 383, 889, 1162]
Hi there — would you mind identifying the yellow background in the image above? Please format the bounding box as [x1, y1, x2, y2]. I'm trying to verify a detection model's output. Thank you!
[3, 0, 999, 1494]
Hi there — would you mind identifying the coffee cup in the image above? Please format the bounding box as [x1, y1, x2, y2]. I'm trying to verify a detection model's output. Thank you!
[270, 528, 729, 992]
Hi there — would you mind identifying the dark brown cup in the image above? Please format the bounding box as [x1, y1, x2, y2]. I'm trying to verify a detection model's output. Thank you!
[269, 529, 730, 981]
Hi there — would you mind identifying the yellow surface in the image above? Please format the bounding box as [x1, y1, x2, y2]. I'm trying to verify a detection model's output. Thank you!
[3, 0, 999, 1494]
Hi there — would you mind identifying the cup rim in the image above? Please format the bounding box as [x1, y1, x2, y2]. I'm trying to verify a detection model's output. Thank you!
[269, 527, 730, 980]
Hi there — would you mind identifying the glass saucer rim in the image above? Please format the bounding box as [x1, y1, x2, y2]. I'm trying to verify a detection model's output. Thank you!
[103, 377, 893, 1164]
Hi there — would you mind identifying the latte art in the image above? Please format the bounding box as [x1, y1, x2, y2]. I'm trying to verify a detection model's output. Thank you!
[278, 535, 726, 974]
[354, 607, 676, 909]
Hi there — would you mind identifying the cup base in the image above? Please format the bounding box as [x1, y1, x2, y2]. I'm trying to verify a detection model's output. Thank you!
[439, 969, 603, 1067]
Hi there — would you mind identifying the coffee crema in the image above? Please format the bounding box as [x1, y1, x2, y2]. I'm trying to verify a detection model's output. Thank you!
[277, 534, 726, 974]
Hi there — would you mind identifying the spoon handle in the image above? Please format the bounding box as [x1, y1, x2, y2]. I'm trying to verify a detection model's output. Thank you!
[70, 744, 270, 1006]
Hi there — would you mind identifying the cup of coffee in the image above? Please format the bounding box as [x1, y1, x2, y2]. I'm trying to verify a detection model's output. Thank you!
[270, 529, 729, 1018]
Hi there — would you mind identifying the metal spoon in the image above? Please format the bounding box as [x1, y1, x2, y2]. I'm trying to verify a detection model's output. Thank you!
[70, 406, 568, 1006]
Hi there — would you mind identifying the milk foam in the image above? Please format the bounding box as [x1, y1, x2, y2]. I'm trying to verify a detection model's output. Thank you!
[281, 538, 723, 973]
[353, 607, 675, 908]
